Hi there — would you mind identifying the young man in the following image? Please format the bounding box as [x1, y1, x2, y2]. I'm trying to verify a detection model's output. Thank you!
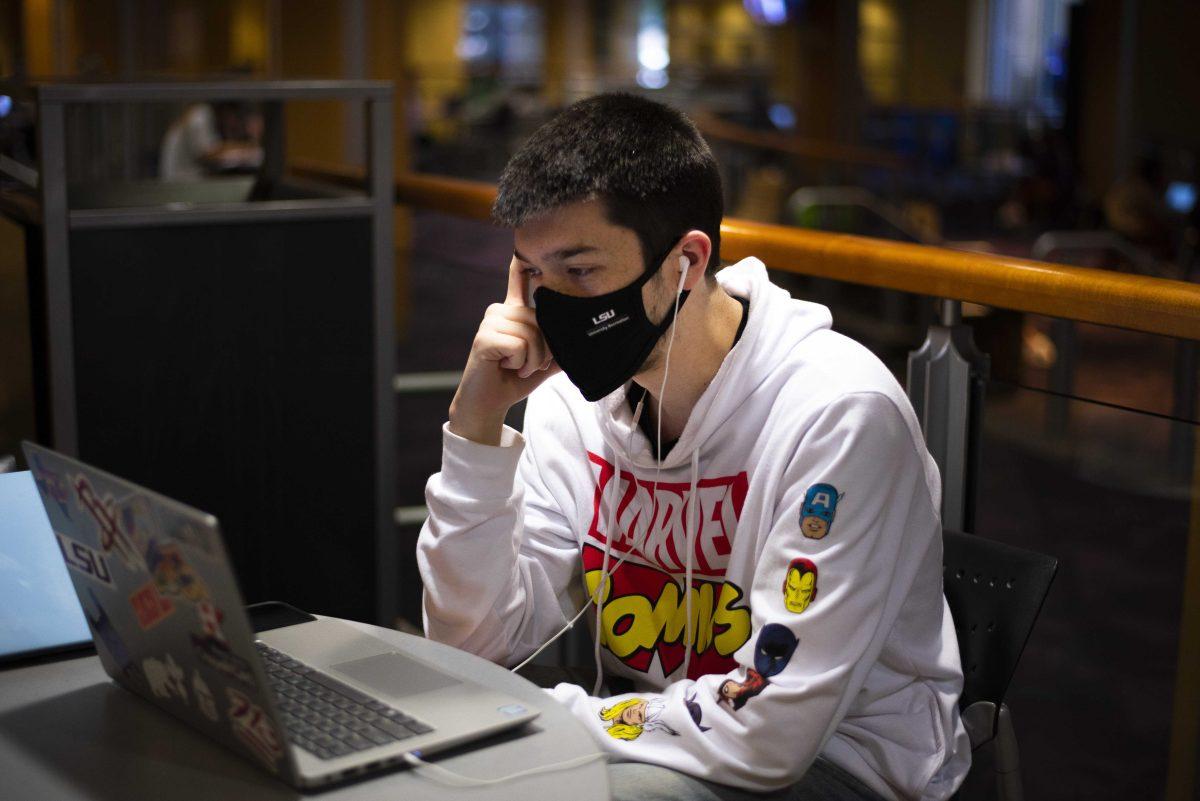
[417, 93, 970, 800]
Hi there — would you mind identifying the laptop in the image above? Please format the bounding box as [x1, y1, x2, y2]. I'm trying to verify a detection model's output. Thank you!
[21, 442, 539, 789]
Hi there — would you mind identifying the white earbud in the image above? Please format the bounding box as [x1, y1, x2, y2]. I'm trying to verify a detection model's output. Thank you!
[676, 255, 689, 294]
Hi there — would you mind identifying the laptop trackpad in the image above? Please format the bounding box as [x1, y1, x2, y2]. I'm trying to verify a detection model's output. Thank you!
[331, 652, 462, 698]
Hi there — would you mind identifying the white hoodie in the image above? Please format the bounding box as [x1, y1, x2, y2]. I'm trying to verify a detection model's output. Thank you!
[417, 257, 971, 800]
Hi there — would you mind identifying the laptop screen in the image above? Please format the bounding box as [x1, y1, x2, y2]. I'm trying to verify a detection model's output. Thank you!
[0, 471, 93, 662]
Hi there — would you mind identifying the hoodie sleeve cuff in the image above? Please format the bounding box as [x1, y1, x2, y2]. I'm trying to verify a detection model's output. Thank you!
[439, 421, 526, 499]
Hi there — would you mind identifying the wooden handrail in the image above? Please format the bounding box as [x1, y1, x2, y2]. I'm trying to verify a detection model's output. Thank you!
[290, 161, 1200, 341]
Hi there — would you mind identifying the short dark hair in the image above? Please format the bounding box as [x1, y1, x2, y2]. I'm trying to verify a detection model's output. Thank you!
[492, 92, 724, 276]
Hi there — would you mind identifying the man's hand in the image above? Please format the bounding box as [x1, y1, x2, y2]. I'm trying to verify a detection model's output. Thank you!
[448, 257, 560, 445]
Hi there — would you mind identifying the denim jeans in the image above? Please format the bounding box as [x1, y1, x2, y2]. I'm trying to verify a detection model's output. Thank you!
[608, 757, 887, 801]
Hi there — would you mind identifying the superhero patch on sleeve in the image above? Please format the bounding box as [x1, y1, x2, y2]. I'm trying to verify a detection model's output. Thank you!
[800, 483, 841, 540]
[782, 557, 818, 614]
[716, 624, 798, 711]
[599, 697, 679, 741]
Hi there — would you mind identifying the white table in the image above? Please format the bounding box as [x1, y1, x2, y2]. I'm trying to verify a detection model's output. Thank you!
[0, 619, 609, 800]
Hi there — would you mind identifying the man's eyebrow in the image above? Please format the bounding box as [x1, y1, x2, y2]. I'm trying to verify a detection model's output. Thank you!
[513, 245, 600, 264]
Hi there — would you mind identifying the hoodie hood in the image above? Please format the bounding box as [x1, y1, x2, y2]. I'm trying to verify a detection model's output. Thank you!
[594, 256, 832, 469]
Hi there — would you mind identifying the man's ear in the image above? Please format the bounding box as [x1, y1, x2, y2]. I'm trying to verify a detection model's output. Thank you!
[677, 230, 712, 291]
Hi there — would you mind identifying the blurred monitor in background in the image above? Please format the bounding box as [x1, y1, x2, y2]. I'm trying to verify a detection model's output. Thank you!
[1166, 181, 1196, 215]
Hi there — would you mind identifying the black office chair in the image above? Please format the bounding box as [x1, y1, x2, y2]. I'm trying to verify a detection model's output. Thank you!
[942, 529, 1058, 801]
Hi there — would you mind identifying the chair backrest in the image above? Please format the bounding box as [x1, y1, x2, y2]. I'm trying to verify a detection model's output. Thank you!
[942, 530, 1058, 711]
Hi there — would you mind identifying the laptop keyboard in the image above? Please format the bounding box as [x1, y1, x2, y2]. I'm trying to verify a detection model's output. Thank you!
[255, 641, 434, 760]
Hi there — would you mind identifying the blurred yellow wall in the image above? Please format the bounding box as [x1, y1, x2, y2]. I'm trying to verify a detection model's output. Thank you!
[405, 0, 465, 141]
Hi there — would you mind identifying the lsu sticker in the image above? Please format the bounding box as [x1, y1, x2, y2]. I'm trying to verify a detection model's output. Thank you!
[800, 483, 841, 540]
[144, 654, 188, 702]
[599, 697, 679, 741]
[193, 670, 219, 721]
[55, 531, 114, 587]
[129, 580, 175, 629]
[716, 624, 798, 711]
[584, 545, 751, 680]
[74, 474, 144, 571]
[783, 558, 818, 614]
[226, 688, 284, 770]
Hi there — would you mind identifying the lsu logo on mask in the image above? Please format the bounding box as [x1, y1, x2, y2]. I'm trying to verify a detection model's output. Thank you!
[584, 452, 753, 678]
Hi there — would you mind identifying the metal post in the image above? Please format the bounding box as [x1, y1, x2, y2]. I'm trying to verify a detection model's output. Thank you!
[368, 92, 397, 627]
[36, 97, 78, 454]
[1046, 318, 1076, 436]
[907, 299, 989, 533]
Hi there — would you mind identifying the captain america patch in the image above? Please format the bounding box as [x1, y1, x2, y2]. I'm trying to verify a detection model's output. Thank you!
[800, 483, 841, 540]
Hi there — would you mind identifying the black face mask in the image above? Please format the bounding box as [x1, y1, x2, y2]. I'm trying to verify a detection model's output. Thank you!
[533, 241, 688, 402]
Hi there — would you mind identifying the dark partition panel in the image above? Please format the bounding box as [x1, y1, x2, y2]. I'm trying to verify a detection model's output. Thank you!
[68, 219, 376, 620]
[5, 79, 396, 625]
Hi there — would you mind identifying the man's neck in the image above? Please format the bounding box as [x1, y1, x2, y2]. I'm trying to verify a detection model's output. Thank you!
[632, 280, 745, 444]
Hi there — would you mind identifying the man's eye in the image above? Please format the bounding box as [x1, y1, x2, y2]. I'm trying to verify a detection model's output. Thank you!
[567, 267, 595, 277]
[520, 266, 541, 277]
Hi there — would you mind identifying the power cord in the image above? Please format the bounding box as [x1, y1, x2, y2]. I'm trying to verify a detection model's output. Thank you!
[402, 750, 607, 787]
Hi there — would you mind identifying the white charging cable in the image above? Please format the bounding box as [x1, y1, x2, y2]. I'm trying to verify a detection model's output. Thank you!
[402, 750, 607, 787]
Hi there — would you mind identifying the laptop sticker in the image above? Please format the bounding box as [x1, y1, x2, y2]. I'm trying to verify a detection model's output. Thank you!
[196, 601, 229, 645]
[31, 453, 71, 518]
[55, 530, 114, 587]
[73, 474, 144, 571]
[226, 688, 284, 771]
[147, 543, 209, 603]
[129, 580, 176, 629]
[144, 654, 188, 702]
[193, 670, 220, 721]
[171, 520, 219, 559]
[82, 588, 139, 679]
[191, 605, 252, 685]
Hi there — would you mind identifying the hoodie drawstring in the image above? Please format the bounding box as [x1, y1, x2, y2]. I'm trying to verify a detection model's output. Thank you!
[592, 394, 645, 697]
[681, 448, 699, 680]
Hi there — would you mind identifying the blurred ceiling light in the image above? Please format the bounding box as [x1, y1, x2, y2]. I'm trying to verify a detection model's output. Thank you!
[456, 34, 490, 60]
[744, 0, 792, 25]
[768, 102, 796, 130]
[637, 68, 669, 89]
[637, 26, 670, 71]
[466, 8, 489, 32]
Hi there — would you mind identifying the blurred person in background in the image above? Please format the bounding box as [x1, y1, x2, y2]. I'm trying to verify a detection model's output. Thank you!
[1104, 150, 1174, 260]
[158, 100, 263, 181]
